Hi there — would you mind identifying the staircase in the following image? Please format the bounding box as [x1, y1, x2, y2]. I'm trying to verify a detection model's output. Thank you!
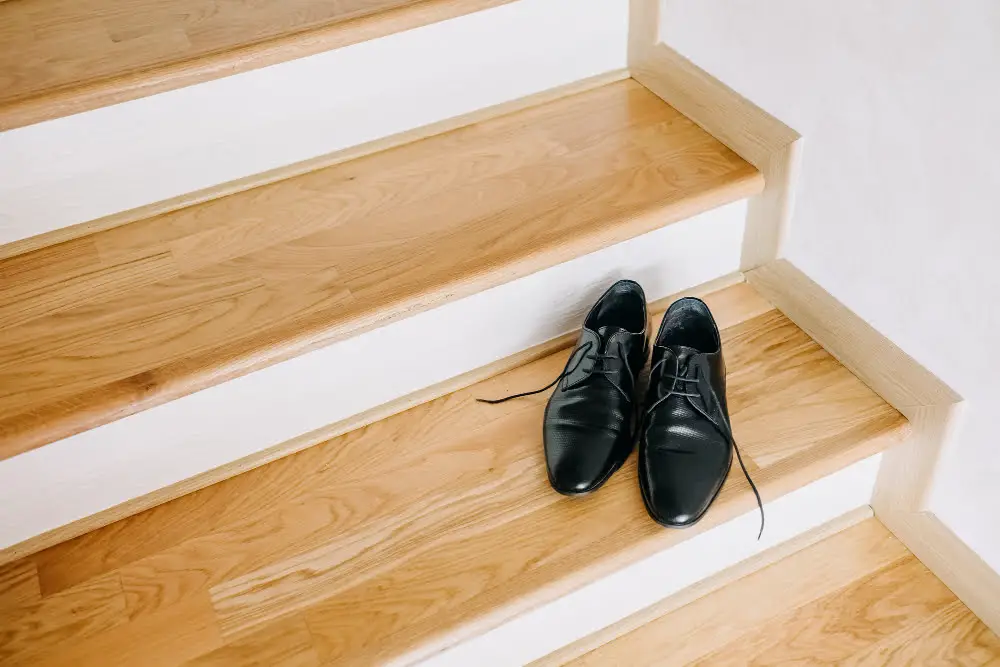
[0, 0, 942, 664]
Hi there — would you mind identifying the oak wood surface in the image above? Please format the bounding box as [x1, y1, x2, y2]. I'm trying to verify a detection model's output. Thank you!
[564, 518, 1000, 666]
[0, 80, 763, 460]
[0, 272, 742, 567]
[531, 505, 877, 666]
[0, 69, 628, 262]
[0, 0, 517, 129]
[0, 283, 910, 665]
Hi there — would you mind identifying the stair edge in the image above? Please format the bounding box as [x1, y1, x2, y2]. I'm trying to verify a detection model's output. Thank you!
[0, 272, 746, 566]
[0, 0, 518, 132]
[416, 438, 907, 665]
[394, 300, 912, 664]
[526, 505, 876, 666]
[419, 457, 891, 666]
[0, 171, 762, 461]
[0, 69, 629, 262]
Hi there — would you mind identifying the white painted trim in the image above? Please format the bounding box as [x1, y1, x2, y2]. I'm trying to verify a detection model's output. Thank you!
[0, 0, 629, 247]
[422, 454, 884, 667]
[0, 201, 746, 555]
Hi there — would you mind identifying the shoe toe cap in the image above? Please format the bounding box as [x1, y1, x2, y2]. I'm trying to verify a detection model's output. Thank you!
[641, 445, 731, 526]
[643, 488, 706, 526]
[547, 457, 609, 495]
[545, 422, 627, 495]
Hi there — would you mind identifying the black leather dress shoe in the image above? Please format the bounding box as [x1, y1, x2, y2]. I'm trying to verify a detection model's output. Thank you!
[542, 280, 648, 495]
[639, 297, 760, 531]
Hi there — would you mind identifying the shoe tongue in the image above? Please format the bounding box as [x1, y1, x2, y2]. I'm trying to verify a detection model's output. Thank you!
[667, 345, 702, 368]
[597, 325, 628, 352]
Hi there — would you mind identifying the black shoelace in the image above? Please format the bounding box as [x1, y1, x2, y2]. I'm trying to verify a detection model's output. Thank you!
[647, 356, 765, 539]
[477, 340, 634, 405]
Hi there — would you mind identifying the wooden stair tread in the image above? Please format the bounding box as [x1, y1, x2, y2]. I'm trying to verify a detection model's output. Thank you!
[0, 282, 911, 666]
[0, 0, 515, 129]
[0, 79, 763, 460]
[552, 518, 1000, 666]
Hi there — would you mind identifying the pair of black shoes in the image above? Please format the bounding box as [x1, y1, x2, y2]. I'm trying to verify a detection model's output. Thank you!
[483, 280, 762, 535]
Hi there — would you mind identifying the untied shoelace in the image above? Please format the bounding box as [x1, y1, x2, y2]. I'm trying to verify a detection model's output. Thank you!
[648, 354, 764, 539]
[477, 339, 633, 404]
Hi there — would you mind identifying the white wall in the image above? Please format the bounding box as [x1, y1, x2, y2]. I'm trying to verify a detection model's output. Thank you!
[659, 0, 1000, 570]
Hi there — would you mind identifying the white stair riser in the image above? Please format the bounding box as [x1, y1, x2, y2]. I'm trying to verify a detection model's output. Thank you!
[0, 201, 745, 551]
[426, 453, 883, 667]
[0, 0, 628, 247]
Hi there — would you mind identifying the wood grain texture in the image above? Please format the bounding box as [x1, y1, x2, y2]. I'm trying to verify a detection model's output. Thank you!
[843, 600, 1000, 666]
[531, 505, 877, 667]
[691, 557, 958, 666]
[0, 572, 127, 665]
[0, 79, 763, 460]
[0, 272, 744, 569]
[630, 42, 802, 270]
[20, 276, 746, 589]
[0, 0, 518, 130]
[742, 135, 802, 270]
[748, 259, 960, 507]
[879, 509, 1000, 639]
[627, 0, 659, 66]
[747, 260, 961, 413]
[0, 68, 629, 263]
[26, 593, 223, 667]
[0, 560, 41, 613]
[183, 614, 319, 667]
[560, 518, 1000, 667]
[630, 43, 799, 174]
[0, 283, 910, 666]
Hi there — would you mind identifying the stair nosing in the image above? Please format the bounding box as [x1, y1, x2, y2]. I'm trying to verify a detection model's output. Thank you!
[0, 281, 911, 666]
[0, 81, 764, 460]
[0, 0, 520, 131]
